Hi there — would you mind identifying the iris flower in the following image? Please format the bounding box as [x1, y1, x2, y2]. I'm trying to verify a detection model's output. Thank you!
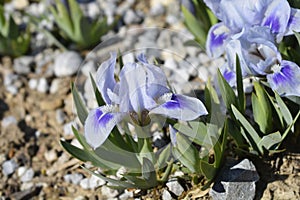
[222, 26, 300, 96]
[84, 52, 208, 149]
[204, 0, 300, 58]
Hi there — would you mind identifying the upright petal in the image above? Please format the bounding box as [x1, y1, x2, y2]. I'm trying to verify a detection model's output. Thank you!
[96, 52, 117, 104]
[220, 64, 236, 87]
[267, 61, 300, 96]
[150, 93, 208, 121]
[286, 8, 300, 35]
[206, 23, 231, 58]
[261, 0, 290, 41]
[84, 105, 125, 149]
[119, 63, 157, 113]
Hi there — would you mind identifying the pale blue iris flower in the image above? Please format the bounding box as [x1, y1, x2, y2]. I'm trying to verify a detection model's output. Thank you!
[204, 0, 300, 57]
[84, 52, 208, 149]
[222, 26, 300, 96]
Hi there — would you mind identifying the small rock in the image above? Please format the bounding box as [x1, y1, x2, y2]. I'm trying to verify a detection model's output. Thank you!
[63, 122, 78, 137]
[6, 85, 18, 95]
[101, 185, 119, 198]
[166, 181, 184, 196]
[150, 3, 165, 16]
[64, 173, 83, 185]
[2, 159, 18, 176]
[49, 79, 62, 94]
[54, 51, 82, 77]
[81, 60, 96, 77]
[89, 174, 106, 189]
[123, 9, 142, 25]
[164, 58, 178, 70]
[20, 182, 34, 191]
[37, 78, 49, 93]
[28, 79, 38, 90]
[17, 166, 27, 177]
[13, 56, 33, 74]
[79, 178, 89, 189]
[1, 116, 17, 127]
[44, 149, 57, 163]
[55, 109, 65, 124]
[74, 196, 87, 200]
[13, 0, 29, 10]
[162, 189, 172, 200]
[4, 73, 18, 86]
[39, 99, 63, 110]
[20, 168, 34, 182]
[209, 159, 259, 200]
[119, 190, 134, 200]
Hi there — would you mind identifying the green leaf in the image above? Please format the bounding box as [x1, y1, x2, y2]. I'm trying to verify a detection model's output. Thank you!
[217, 69, 238, 115]
[82, 166, 135, 189]
[72, 125, 90, 150]
[235, 55, 245, 113]
[280, 110, 300, 142]
[275, 92, 293, 126]
[71, 83, 88, 125]
[258, 131, 282, 150]
[89, 73, 105, 106]
[142, 157, 157, 185]
[181, 6, 206, 49]
[293, 31, 300, 46]
[266, 92, 284, 129]
[199, 160, 217, 180]
[232, 105, 262, 153]
[60, 140, 111, 169]
[172, 133, 199, 173]
[252, 82, 272, 134]
[156, 144, 171, 169]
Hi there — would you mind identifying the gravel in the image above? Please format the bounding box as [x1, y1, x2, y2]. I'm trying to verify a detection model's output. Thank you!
[37, 78, 49, 93]
[1, 116, 17, 127]
[13, 56, 34, 75]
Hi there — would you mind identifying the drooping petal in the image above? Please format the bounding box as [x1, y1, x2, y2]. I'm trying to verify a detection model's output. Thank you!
[286, 8, 300, 35]
[267, 60, 300, 96]
[119, 62, 157, 113]
[96, 52, 117, 104]
[84, 105, 125, 149]
[220, 64, 236, 87]
[206, 22, 231, 58]
[150, 93, 208, 121]
[261, 0, 290, 42]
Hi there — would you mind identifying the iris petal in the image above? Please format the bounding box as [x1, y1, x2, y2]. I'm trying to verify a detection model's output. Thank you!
[267, 60, 300, 96]
[206, 23, 231, 58]
[96, 52, 117, 104]
[262, 0, 290, 41]
[150, 94, 208, 121]
[84, 106, 125, 149]
[286, 8, 300, 35]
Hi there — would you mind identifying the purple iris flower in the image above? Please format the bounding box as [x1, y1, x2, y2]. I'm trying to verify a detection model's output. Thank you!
[84, 52, 208, 149]
[204, 0, 300, 58]
[223, 26, 300, 96]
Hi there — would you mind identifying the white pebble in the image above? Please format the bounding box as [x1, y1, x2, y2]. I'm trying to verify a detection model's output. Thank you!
[2, 160, 18, 176]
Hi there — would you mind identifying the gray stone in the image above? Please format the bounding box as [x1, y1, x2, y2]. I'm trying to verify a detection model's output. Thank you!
[55, 109, 66, 125]
[164, 58, 178, 70]
[1, 116, 17, 127]
[37, 78, 49, 93]
[209, 159, 259, 200]
[101, 185, 119, 198]
[79, 178, 89, 189]
[64, 173, 83, 185]
[20, 168, 34, 182]
[28, 79, 38, 90]
[162, 189, 172, 200]
[166, 181, 184, 196]
[6, 85, 18, 95]
[81, 60, 96, 77]
[2, 160, 18, 176]
[4, 73, 18, 86]
[54, 51, 82, 77]
[13, 56, 34, 74]
[123, 9, 142, 25]
[44, 149, 57, 163]
[63, 122, 78, 137]
[150, 3, 165, 16]
[89, 174, 106, 189]
[50, 79, 62, 94]
[119, 190, 134, 200]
